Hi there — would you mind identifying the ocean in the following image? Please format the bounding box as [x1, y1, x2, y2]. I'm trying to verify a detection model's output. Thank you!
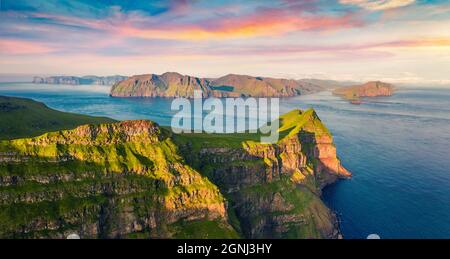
[1, 83, 450, 239]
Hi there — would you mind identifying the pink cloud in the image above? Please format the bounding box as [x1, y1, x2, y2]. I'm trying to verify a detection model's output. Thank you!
[208, 37, 450, 56]
[112, 12, 363, 41]
[380, 38, 450, 47]
[0, 39, 55, 55]
[11, 8, 363, 41]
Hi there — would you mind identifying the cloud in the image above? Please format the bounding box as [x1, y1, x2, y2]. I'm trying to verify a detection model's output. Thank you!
[380, 38, 450, 48]
[201, 37, 450, 57]
[0, 39, 55, 55]
[115, 12, 362, 40]
[340, 0, 415, 11]
[6, 7, 362, 41]
[1, 0, 449, 84]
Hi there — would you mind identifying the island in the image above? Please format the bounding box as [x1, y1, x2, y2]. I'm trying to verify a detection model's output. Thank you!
[333, 81, 395, 104]
[32, 75, 128, 86]
[0, 96, 350, 239]
[109, 72, 339, 98]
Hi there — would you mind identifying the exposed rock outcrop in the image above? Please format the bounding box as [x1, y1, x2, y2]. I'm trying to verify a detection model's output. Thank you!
[175, 109, 351, 239]
[0, 121, 236, 239]
[0, 109, 350, 239]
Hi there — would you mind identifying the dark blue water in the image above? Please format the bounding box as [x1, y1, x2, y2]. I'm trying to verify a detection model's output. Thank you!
[1, 83, 450, 239]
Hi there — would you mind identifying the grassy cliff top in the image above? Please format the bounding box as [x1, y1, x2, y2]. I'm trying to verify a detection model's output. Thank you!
[172, 108, 331, 150]
[6, 120, 164, 147]
[277, 108, 331, 139]
[0, 96, 116, 140]
[0, 95, 330, 150]
[0, 102, 235, 239]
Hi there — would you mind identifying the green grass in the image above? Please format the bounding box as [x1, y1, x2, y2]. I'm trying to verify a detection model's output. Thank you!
[171, 108, 330, 152]
[171, 219, 240, 239]
[168, 109, 336, 239]
[0, 102, 337, 239]
[277, 109, 331, 138]
[0, 95, 116, 140]
[240, 176, 330, 238]
[241, 176, 314, 212]
[171, 130, 261, 152]
[0, 117, 233, 238]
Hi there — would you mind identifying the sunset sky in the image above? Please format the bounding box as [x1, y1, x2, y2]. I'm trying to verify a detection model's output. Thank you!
[1, 0, 449, 85]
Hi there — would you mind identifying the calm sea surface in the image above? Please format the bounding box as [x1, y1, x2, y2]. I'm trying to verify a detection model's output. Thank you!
[1, 83, 450, 239]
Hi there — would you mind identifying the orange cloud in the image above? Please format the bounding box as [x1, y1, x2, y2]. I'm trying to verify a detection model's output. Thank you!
[19, 9, 362, 41]
[11, 7, 447, 51]
[0, 39, 54, 55]
[116, 11, 362, 40]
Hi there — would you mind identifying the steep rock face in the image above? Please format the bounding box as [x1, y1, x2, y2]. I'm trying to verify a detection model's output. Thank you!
[0, 121, 236, 238]
[110, 73, 210, 98]
[209, 74, 302, 97]
[176, 109, 351, 239]
[0, 109, 350, 239]
[110, 72, 324, 98]
[333, 81, 394, 102]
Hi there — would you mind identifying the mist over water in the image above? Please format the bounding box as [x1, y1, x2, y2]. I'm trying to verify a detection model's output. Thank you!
[1, 83, 450, 238]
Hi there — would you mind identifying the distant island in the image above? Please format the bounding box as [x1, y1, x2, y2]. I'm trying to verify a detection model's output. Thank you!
[32, 73, 394, 102]
[32, 75, 128, 86]
[30, 72, 364, 98]
[110, 72, 349, 98]
[333, 81, 395, 104]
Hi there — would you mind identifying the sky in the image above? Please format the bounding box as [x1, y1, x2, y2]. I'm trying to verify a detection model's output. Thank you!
[0, 0, 449, 85]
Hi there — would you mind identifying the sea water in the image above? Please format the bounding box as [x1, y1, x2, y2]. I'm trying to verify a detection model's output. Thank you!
[1, 83, 450, 239]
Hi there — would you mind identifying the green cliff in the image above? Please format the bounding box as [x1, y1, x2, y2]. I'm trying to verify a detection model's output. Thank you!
[0, 121, 237, 238]
[0, 98, 350, 239]
[174, 109, 350, 238]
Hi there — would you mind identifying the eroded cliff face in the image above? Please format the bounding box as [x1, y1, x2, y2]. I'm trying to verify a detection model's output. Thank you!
[110, 73, 211, 98]
[0, 109, 350, 239]
[0, 121, 236, 238]
[176, 109, 351, 239]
